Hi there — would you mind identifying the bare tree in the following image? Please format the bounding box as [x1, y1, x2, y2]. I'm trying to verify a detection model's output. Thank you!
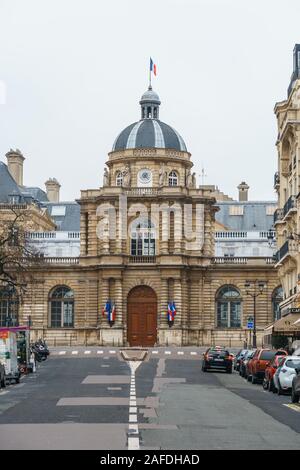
[0, 208, 43, 298]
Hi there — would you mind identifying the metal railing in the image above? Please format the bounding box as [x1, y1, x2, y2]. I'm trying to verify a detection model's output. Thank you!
[283, 195, 296, 218]
[274, 239, 298, 263]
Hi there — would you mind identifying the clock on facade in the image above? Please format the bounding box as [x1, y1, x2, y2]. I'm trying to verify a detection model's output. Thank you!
[138, 169, 152, 187]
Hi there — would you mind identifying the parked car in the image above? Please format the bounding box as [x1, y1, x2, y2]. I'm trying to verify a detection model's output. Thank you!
[247, 348, 287, 384]
[0, 361, 6, 389]
[234, 349, 248, 371]
[240, 350, 255, 378]
[273, 356, 300, 395]
[291, 367, 300, 403]
[262, 355, 286, 392]
[202, 347, 233, 373]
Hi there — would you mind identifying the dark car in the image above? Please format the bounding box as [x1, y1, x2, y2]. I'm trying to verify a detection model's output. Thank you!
[291, 367, 300, 403]
[0, 361, 6, 389]
[247, 349, 287, 384]
[234, 349, 248, 371]
[240, 350, 255, 378]
[202, 347, 233, 373]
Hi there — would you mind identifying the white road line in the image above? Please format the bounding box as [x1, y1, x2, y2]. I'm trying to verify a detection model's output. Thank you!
[129, 407, 137, 414]
[72, 351, 78, 355]
[128, 436, 140, 450]
[109, 350, 116, 354]
[164, 351, 171, 355]
[97, 351, 103, 354]
[177, 351, 184, 355]
[59, 351, 66, 355]
[0, 390, 9, 395]
[129, 414, 138, 423]
[127, 360, 142, 451]
[84, 351, 91, 355]
[152, 351, 158, 354]
[190, 352, 197, 355]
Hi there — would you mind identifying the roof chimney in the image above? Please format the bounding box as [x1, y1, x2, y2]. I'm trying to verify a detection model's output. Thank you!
[45, 178, 61, 202]
[6, 149, 25, 186]
[237, 181, 249, 202]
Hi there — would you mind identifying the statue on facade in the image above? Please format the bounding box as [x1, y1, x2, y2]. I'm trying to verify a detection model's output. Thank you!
[186, 169, 193, 188]
[123, 165, 131, 187]
[192, 172, 197, 188]
[103, 167, 109, 187]
[159, 165, 167, 187]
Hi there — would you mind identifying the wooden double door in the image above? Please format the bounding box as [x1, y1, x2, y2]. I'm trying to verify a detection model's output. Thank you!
[127, 286, 157, 347]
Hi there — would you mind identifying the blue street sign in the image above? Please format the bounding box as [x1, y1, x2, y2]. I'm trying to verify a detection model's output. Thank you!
[247, 321, 254, 329]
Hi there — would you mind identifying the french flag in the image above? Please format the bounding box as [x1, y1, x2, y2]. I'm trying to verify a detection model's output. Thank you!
[150, 57, 157, 76]
[109, 304, 116, 322]
[168, 302, 176, 322]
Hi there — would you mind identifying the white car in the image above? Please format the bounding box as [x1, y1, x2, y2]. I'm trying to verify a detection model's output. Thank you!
[273, 356, 300, 395]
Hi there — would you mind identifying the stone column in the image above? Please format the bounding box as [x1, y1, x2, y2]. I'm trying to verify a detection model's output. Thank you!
[174, 207, 183, 254]
[160, 210, 169, 254]
[100, 278, 110, 327]
[174, 279, 182, 327]
[160, 278, 168, 328]
[114, 278, 123, 327]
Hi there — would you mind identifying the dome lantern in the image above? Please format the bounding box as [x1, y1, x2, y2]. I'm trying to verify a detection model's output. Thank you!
[139, 85, 161, 120]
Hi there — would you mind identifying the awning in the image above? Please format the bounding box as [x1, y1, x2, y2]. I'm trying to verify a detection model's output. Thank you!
[272, 313, 300, 333]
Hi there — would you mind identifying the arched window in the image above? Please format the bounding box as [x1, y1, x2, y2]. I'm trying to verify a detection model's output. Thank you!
[49, 286, 74, 328]
[272, 286, 283, 321]
[168, 171, 178, 186]
[216, 285, 242, 328]
[130, 218, 156, 256]
[116, 171, 123, 186]
[0, 287, 19, 327]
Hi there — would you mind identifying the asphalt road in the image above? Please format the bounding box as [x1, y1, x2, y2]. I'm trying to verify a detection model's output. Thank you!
[0, 347, 300, 450]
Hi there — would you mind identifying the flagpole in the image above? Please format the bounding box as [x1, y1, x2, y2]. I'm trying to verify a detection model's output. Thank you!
[149, 59, 152, 88]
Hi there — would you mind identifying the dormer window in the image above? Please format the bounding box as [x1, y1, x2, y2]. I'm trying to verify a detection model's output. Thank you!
[168, 171, 178, 186]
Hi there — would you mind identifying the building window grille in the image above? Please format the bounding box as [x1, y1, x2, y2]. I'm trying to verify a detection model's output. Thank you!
[130, 218, 155, 256]
[116, 171, 123, 186]
[49, 286, 74, 328]
[0, 287, 19, 327]
[216, 285, 242, 328]
[168, 171, 178, 187]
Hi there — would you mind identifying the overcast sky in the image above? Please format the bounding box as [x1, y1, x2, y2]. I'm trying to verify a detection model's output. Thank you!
[0, 0, 299, 201]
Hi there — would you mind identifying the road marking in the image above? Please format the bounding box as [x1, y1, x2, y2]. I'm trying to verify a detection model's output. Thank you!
[130, 399, 137, 406]
[72, 351, 78, 355]
[129, 407, 137, 414]
[129, 424, 138, 433]
[128, 437, 140, 450]
[109, 350, 116, 354]
[177, 351, 184, 355]
[84, 351, 91, 355]
[0, 390, 9, 395]
[164, 351, 171, 355]
[152, 351, 158, 354]
[129, 414, 137, 423]
[283, 403, 300, 412]
[59, 351, 66, 355]
[97, 351, 103, 354]
[190, 352, 197, 355]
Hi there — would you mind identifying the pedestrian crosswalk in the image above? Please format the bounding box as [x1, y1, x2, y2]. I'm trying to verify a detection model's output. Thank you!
[52, 348, 201, 358]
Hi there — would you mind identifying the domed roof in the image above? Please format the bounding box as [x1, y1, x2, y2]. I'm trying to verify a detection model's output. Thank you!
[112, 119, 187, 152]
[139, 88, 161, 104]
[112, 86, 187, 152]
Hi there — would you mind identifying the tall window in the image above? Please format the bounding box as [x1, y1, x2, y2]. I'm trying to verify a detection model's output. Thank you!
[216, 285, 242, 328]
[168, 171, 178, 186]
[272, 286, 283, 321]
[116, 171, 123, 186]
[49, 286, 74, 328]
[130, 218, 155, 256]
[0, 287, 19, 327]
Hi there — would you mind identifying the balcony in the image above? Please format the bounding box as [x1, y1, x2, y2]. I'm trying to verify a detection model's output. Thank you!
[274, 171, 280, 189]
[283, 195, 297, 219]
[274, 239, 298, 264]
[211, 257, 275, 265]
[273, 208, 284, 225]
[128, 256, 157, 264]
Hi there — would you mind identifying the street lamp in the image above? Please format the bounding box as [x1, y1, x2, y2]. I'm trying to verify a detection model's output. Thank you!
[244, 280, 266, 348]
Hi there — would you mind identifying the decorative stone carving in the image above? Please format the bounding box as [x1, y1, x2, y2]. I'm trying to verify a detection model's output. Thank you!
[103, 168, 109, 187]
[192, 172, 196, 188]
[186, 169, 193, 188]
[159, 165, 167, 187]
[123, 165, 131, 187]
